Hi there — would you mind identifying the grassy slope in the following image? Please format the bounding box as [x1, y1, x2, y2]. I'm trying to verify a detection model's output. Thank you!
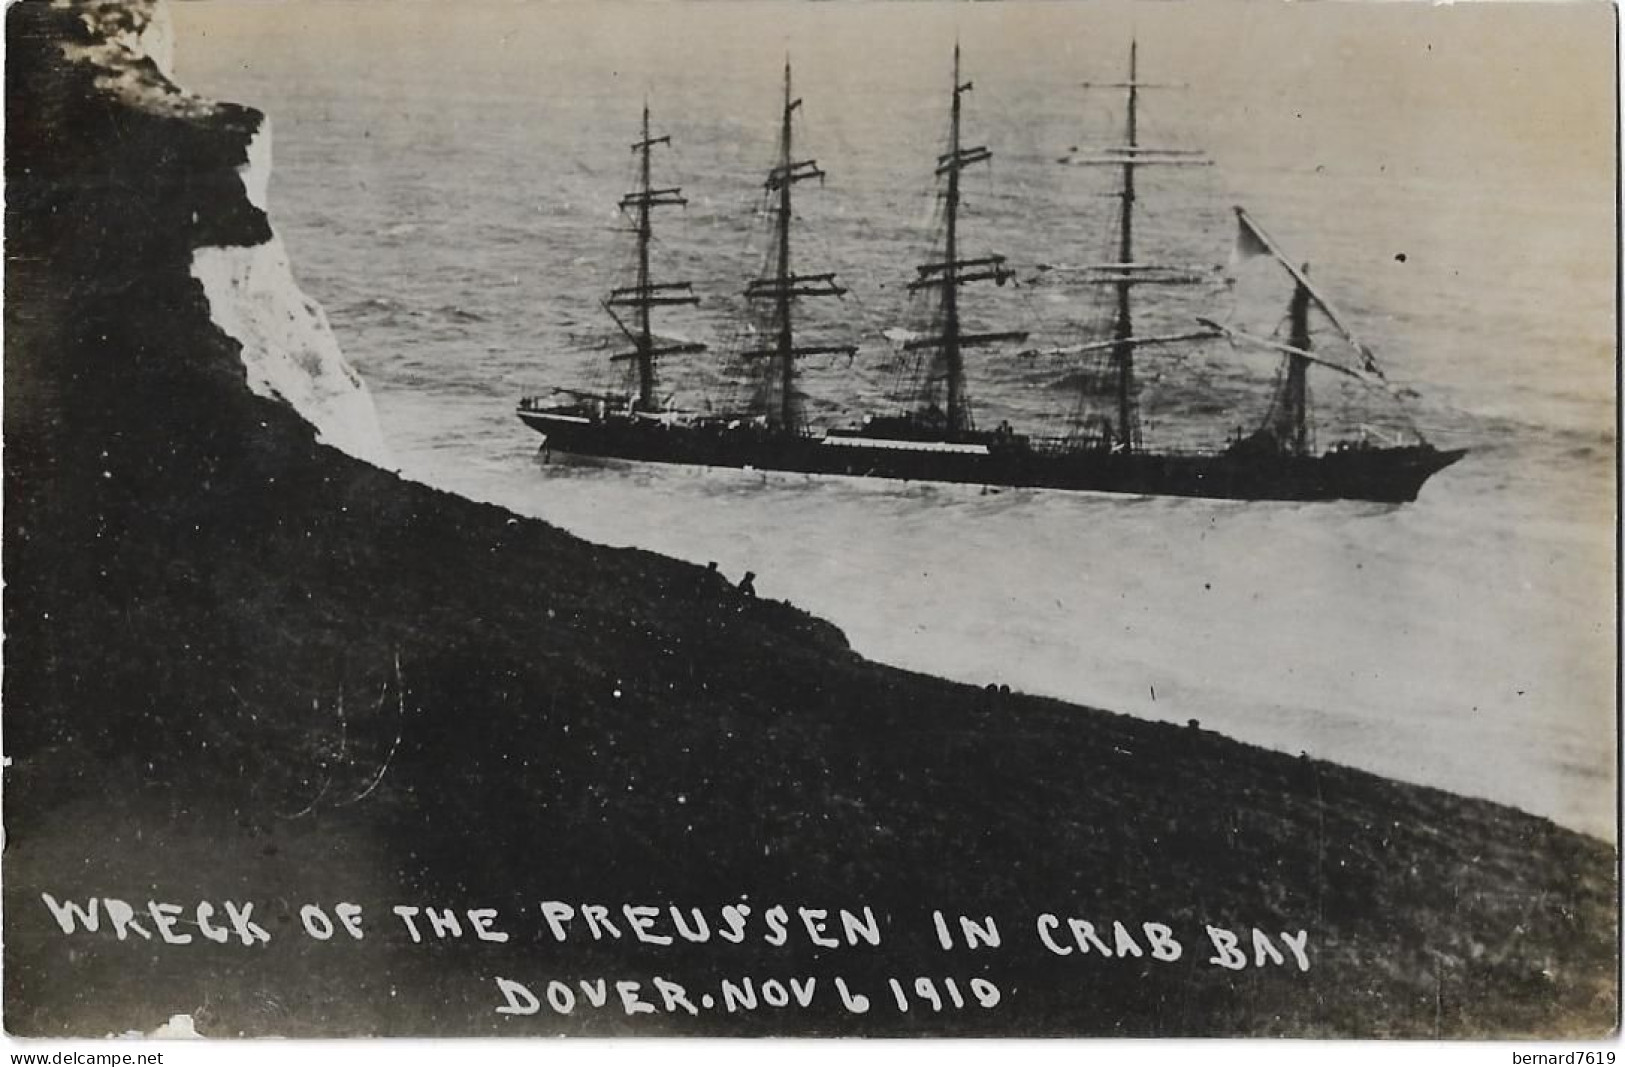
[2, 0, 1616, 1039]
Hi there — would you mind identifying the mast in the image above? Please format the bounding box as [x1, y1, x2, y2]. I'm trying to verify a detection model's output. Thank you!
[635, 104, 656, 406]
[1111, 40, 1140, 452]
[943, 44, 966, 431]
[905, 44, 1024, 434]
[1278, 268, 1312, 454]
[1232, 207, 1423, 451]
[1068, 42, 1211, 452]
[742, 60, 852, 431]
[604, 104, 701, 412]
[1234, 206, 1386, 380]
[775, 62, 796, 429]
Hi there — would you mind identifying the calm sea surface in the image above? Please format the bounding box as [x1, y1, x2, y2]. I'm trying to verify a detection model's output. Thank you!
[174, 1, 1616, 838]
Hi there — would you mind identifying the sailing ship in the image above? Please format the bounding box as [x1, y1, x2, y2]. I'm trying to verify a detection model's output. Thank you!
[517, 48, 1465, 504]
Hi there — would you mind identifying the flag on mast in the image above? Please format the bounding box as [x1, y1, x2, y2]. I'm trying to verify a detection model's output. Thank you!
[1230, 211, 1272, 265]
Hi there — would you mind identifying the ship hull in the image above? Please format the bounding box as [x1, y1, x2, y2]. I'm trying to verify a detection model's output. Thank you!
[517, 410, 1465, 504]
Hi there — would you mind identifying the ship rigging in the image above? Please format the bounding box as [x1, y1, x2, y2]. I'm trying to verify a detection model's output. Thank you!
[517, 47, 1464, 504]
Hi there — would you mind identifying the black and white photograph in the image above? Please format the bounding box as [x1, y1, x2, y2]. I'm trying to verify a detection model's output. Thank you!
[3, 0, 1618, 1044]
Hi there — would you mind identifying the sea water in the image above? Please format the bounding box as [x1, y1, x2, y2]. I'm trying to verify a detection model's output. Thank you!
[172, 1, 1616, 839]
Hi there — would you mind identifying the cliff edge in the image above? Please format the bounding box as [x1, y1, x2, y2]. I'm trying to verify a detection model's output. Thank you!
[3, 0, 1616, 1039]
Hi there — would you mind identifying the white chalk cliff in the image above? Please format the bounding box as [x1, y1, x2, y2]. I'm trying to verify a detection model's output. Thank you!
[186, 99, 392, 470]
[192, 226, 394, 470]
[61, 0, 392, 469]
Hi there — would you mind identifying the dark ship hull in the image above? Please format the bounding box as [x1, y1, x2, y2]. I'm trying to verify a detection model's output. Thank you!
[518, 406, 1465, 504]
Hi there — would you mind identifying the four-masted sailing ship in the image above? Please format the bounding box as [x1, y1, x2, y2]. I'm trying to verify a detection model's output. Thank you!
[517, 47, 1465, 504]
